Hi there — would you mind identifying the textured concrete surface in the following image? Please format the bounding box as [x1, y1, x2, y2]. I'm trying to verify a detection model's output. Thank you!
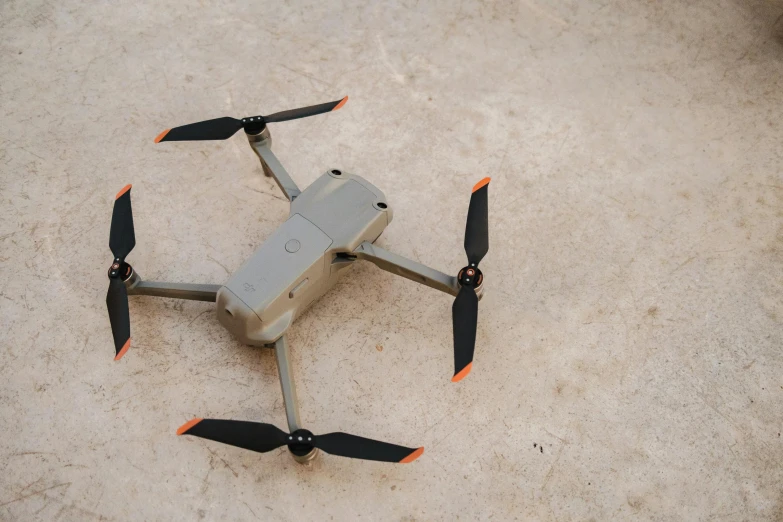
[1, 0, 782, 520]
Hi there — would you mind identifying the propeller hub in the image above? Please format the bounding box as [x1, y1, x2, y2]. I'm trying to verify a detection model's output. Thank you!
[108, 261, 132, 281]
[287, 428, 316, 456]
[242, 116, 266, 135]
[458, 266, 483, 288]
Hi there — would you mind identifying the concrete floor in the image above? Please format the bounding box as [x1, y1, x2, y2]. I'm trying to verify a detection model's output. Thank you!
[1, 0, 782, 520]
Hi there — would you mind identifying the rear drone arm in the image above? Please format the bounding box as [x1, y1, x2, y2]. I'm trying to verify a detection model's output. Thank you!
[176, 333, 424, 465]
[351, 241, 460, 297]
[247, 129, 301, 202]
[270, 335, 302, 433]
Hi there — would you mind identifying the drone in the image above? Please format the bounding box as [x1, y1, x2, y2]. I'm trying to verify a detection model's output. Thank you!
[105, 97, 489, 465]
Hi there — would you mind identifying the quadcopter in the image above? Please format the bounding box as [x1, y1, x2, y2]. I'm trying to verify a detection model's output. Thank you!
[105, 97, 490, 465]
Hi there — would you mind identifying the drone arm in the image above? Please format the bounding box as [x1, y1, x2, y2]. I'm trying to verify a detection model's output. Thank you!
[124, 269, 220, 302]
[248, 132, 301, 202]
[270, 335, 302, 433]
[351, 241, 460, 297]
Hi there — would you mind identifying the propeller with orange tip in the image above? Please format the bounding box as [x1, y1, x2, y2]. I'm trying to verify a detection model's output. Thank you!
[154, 96, 348, 142]
[451, 177, 490, 382]
[106, 184, 136, 361]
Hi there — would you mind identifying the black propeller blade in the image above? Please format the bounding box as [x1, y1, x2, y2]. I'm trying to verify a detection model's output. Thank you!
[464, 178, 489, 266]
[106, 184, 135, 361]
[452, 285, 479, 381]
[109, 185, 135, 260]
[106, 278, 130, 360]
[451, 177, 490, 382]
[154, 96, 348, 143]
[263, 98, 348, 123]
[177, 418, 424, 464]
[155, 117, 243, 143]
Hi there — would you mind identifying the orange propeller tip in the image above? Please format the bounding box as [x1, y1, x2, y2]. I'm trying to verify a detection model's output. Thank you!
[176, 418, 203, 435]
[154, 129, 171, 143]
[400, 447, 424, 463]
[115, 184, 132, 200]
[472, 177, 491, 193]
[114, 338, 131, 361]
[451, 362, 472, 382]
[333, 96, 348, 111]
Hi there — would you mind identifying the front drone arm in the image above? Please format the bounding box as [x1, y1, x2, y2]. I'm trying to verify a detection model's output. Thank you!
[127, 281, 220, 302]
[155, 96, 348, 203]
[351, 241, 460, 297]
[247, 130, 301, 202]
[124, 269, 220, 302]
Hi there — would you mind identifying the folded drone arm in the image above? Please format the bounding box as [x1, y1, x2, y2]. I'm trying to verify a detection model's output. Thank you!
[351, 241, 460, 297]
[248, 132, 301, 202]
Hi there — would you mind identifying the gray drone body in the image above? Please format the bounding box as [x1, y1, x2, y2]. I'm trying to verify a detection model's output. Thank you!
[219, 167, 391, 345]
[104, 97, 489, 465]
